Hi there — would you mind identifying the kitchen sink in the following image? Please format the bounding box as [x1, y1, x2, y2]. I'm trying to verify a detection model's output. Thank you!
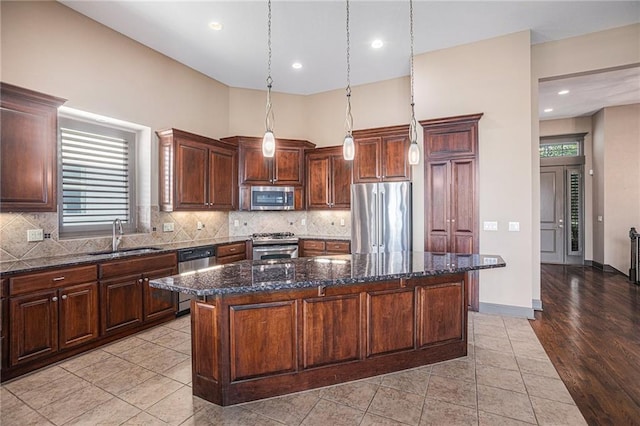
[88, 247, 162, 256]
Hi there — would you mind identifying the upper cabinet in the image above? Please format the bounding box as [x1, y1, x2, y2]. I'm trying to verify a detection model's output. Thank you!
[222, 136, 315, 186]
[352, 125, 411, 183]
[306, 146, 351, 210]
[0, 83, 66, 212]
[157, 128, 238, 211]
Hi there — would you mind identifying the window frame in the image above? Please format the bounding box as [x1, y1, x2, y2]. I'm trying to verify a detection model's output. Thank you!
[58, 116, 137, 238]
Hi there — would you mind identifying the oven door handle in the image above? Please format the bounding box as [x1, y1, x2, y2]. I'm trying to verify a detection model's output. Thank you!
[253, 246, 297, 253]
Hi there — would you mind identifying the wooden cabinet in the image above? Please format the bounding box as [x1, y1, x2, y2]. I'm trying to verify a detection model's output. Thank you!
[299, 239, 351, 257]
[222, 136, 315, 186]
[306, 146, 351, 209]
[8, 265, 99, 366]
[0, 83, 65, 212]
[157, 128, 238, 211]
[99, 253, 177, 335]
[421, 113, 482, 311]
[0, 279, 7, 370]
[352, 125, 411, 183]
[217, 241, 248, 264]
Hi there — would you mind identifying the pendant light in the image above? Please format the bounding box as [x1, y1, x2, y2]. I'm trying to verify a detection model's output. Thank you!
[407, 0, 420, 166]
[262, 0, 276, 158]
[342, 0, 355, 161]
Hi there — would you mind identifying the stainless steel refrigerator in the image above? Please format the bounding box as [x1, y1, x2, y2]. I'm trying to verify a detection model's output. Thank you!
[351, 182, 412, 254]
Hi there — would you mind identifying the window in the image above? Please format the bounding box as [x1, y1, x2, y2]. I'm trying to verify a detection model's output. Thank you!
[59, 117, 136, 237]
[539, 141, 580, 158]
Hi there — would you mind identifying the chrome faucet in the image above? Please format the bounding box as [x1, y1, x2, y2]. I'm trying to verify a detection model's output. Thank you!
[112, 218, 124, 252]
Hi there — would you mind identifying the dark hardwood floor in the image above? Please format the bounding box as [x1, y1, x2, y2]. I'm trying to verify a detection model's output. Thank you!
[530, 264, 640, 426]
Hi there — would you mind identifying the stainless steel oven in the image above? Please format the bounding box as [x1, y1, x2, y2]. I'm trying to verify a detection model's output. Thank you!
[251, 232, 299, 260]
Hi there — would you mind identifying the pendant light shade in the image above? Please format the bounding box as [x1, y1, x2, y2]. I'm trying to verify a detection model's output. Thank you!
[343, 134, 355, 161]
[407, 0, 420, 166]
[262, 0, 275, 158]
[342, 0, 355, 161]
[262, 130, 275, 157]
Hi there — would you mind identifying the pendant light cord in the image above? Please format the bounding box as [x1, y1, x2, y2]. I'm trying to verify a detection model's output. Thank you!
[345, 0, 353, 137]
[409, 0, 417, 145]
[265, 0, 274, 133]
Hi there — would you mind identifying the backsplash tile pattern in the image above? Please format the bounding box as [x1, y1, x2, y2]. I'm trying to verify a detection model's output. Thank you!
[0, 208, 229, 262]
[1, 208, 351, 262]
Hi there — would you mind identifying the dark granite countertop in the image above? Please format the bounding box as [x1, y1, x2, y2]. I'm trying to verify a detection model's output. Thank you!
[297, 235, 351, 241]
[150, 252, 506, 296]
[0, 236, 251, 277]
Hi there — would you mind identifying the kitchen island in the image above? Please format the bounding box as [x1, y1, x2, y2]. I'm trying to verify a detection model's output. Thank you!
[150, 252, 505, 406]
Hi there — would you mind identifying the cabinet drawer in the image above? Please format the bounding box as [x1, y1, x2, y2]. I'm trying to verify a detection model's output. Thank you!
[100, 253, 177, 279]
[301, 240, 325, 251]
[326, 241, 350, 254]
[217, 242, 246, 258]
[217, 253, 246, 265]
[10, 265, 98, 296]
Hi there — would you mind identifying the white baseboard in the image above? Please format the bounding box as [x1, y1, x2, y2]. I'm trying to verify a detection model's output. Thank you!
[532, 299, 543, 311]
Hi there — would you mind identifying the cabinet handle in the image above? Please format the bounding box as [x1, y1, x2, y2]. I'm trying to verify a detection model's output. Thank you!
[138, 278, 143, 284]
[144, 277, 149, 282]
[451, 219, 456, 223]
[52, 276, 65, 282]
[229, 248, 236, 252]
[61, 295, 68, 300]
[52, 296, 58, 302]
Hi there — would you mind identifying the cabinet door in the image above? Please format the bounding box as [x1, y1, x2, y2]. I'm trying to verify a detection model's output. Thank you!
[143, 268, 177, 322]
[366, 289, 414, 357]
[175, 139, 208, 209]
[0, 85, 64, 212]
[417, 280, 464, 347]
[330, 154, 351, 208]
[353, 137, 381, 183]
[274, 148, 303, 185]
[100, 274, 143, 335]
[307, 156, 330, 209]
[10, 290, 58, 366]
[209, 146, 237, 210]
[381, 134, 411, 181]
[240, 147, 271, 185]
[59, 282, 99, 350]
[425, 161, 450, 252]
[450, 159, 476, 254]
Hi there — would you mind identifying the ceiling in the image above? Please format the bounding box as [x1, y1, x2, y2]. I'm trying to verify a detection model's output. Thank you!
[59, 1, 640, 118]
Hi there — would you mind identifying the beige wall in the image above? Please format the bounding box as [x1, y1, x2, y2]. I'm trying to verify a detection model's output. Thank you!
[539, 117, 594, 260]
[592, 110, 606, 263]
[602, 104, 640, 273]
[414, 31, 534, 312]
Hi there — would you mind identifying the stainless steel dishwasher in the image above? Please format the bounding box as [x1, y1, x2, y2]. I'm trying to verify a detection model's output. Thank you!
[176, 245, 216, 315]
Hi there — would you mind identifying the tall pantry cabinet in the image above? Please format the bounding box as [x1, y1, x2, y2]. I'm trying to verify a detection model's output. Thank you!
[421, 113, 483, 311]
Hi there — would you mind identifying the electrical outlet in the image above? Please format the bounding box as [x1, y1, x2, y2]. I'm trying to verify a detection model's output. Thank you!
[197, 221, 204, 230]
[234, 220, 239, 227]
[483, 221, 498, 231]
[163, 222, 174, 232]
[340, 218, 345, 227]
[27, 229, 44, 242]
[301, 218, 306, 226]
[508, 221, 520, 232]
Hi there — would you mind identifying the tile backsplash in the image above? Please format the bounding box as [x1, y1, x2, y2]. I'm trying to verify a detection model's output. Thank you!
[0, 208, 351, 262]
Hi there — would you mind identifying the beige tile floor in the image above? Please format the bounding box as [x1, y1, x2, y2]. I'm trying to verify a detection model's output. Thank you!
[0, 312, 587, 425]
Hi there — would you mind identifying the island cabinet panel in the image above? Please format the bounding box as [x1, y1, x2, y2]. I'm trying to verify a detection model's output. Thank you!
[302, 295, 360, 368]
[229, 301, 297, 381]
[366, 289, 415, 357]
[192, 301, 219, 383]
[417, 282, 464, 346]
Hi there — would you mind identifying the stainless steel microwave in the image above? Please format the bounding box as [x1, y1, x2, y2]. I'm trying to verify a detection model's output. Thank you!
[250, 186, 295, 211]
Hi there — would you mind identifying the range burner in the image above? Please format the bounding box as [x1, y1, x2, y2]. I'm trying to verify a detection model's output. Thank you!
[251, 232, 295, 240]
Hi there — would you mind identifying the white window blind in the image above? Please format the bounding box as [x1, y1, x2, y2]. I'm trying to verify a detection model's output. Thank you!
[59, 118, 135, 236]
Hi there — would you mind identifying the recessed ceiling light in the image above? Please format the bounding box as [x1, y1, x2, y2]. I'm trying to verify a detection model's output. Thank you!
[558, 89, 570, 95]
[292, 62, 302, 69]
[544, 108, 554, 113]
[371, 39, 384, 49]
[209, 22, 223, 31]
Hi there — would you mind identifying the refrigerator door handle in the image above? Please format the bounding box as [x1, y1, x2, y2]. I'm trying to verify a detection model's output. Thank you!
[371, 190, 377, 248]
[379, 189, 385, 251]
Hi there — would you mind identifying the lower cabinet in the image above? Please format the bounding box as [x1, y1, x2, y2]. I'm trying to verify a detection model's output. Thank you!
[217, 241, 248, 264]
[8, 265, 99, 367]
[299, 239, 351, 257]
[99, 253, 177, 336]
[2, 252, 178, 381]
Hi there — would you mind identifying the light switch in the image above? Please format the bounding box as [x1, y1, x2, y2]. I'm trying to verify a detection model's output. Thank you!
[197, 221, 204, 230]
[340, 218, 345, 226]
[483, 221, 498, 231]
[234, 220, 239, 227]
[508, 222, 520, 232]
[27, 229, 44, 242]
[301, 218, 306, 226]
[597, 215, 603, 222]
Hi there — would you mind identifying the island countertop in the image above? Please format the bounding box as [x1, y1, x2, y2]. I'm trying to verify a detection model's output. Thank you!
[150, 251, 506, 296]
